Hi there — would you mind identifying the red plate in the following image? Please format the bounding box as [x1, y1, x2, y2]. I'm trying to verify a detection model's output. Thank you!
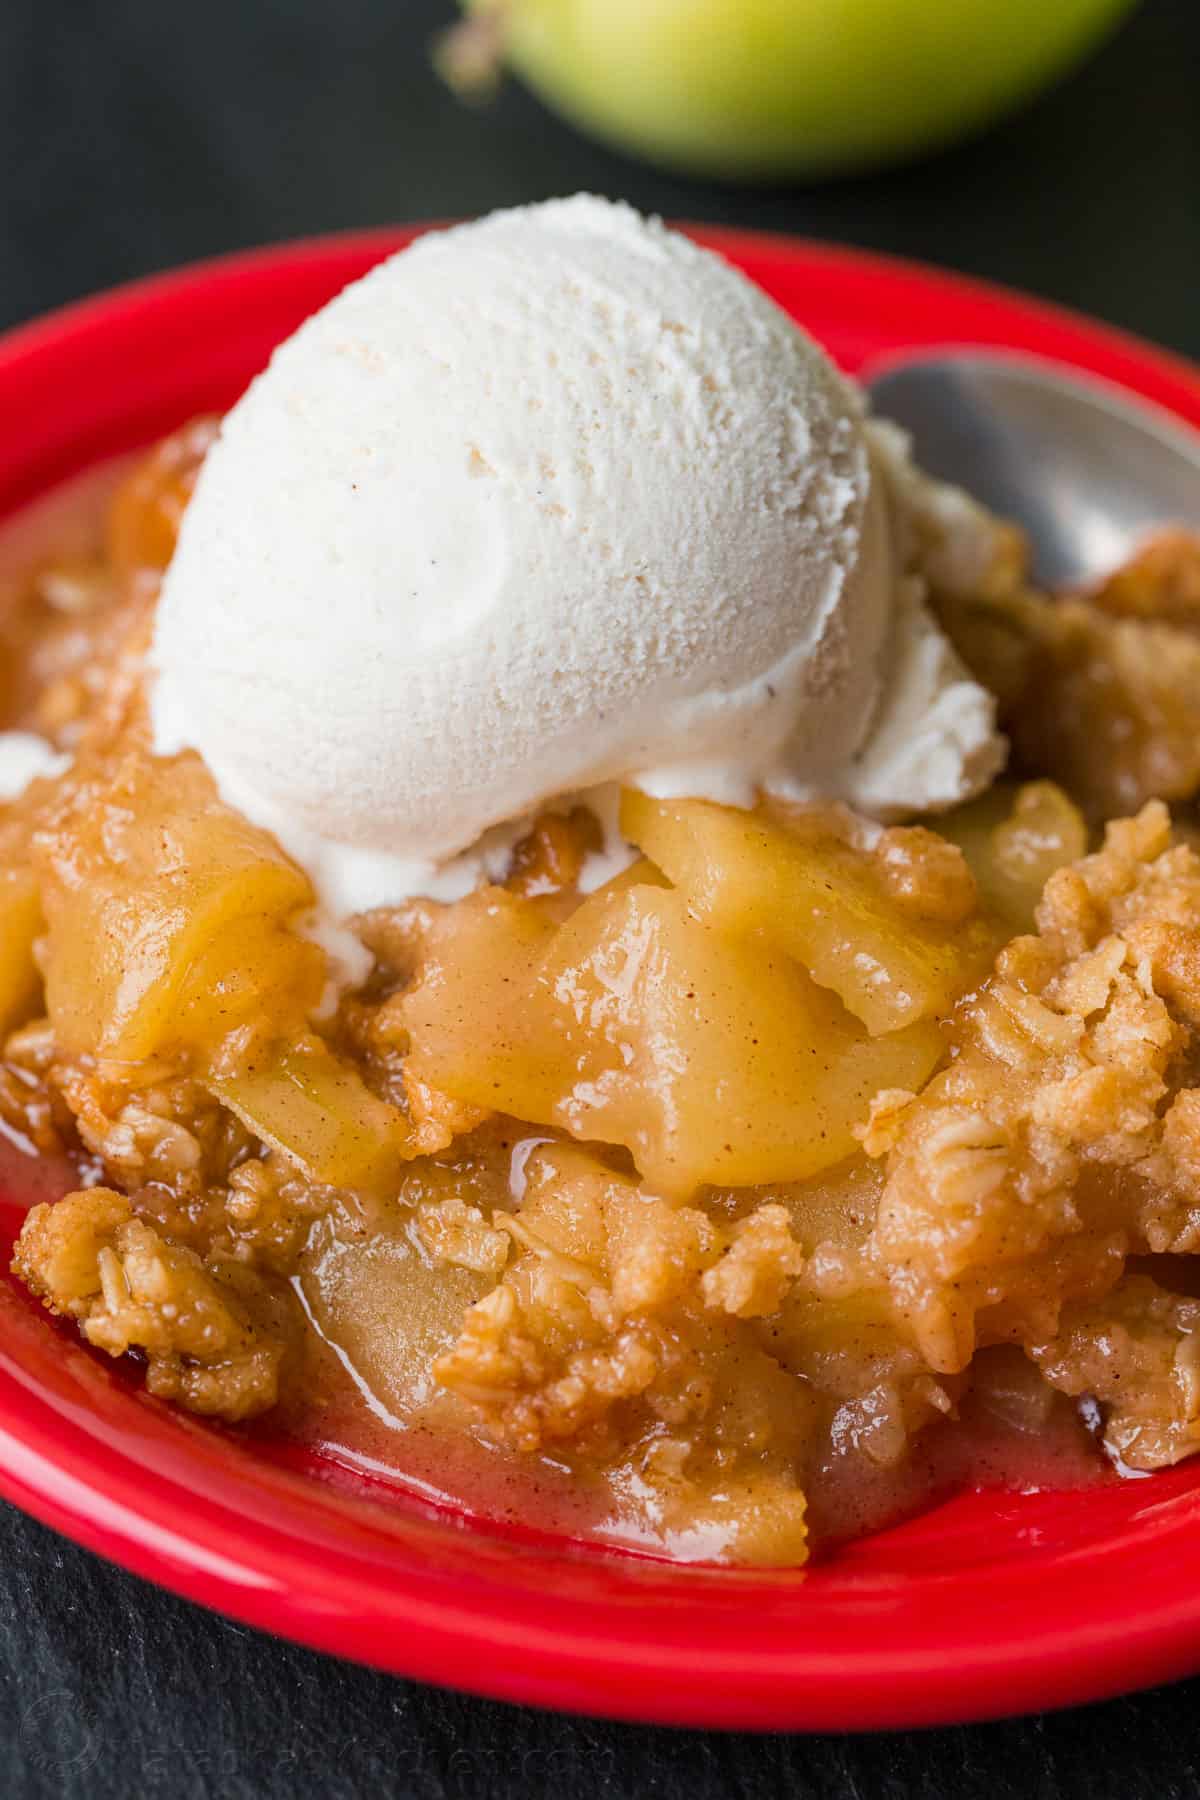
[2, 228, 1200, 1732]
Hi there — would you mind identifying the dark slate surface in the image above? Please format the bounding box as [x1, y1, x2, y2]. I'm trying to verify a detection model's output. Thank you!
[2, 1, 1200, 1793]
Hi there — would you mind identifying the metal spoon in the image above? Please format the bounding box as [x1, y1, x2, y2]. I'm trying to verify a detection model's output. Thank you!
[866, 350, 1200, 588]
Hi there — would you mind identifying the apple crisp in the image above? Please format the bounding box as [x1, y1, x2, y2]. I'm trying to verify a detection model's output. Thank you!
[4, 424, 1200, 1562]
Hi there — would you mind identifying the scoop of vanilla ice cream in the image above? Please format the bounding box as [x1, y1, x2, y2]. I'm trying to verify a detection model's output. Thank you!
[152, 197, 1002, 913]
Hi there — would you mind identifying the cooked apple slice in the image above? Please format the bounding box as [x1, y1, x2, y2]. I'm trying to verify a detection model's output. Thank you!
[209, 1040, 412, 1192]
[620, 790, 993, 1034]
[174, 916, 326, 1052]
[399, 887, 559, 1118]
[0, 868, 44, 1036]
[37, 754, 322, 1060]
[937, 780, 1087, 932]
[537, 883, 943, 1192]
[404, 879, 943, 1194]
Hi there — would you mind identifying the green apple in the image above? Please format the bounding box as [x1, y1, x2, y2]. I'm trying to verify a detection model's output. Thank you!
[456, 0, 1138, 180]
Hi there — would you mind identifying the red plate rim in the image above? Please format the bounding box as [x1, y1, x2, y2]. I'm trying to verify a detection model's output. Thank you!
[1, 224, 1200, 1733]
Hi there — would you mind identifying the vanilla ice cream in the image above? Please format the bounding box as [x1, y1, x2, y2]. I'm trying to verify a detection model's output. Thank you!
[152, 196, 1003, 913]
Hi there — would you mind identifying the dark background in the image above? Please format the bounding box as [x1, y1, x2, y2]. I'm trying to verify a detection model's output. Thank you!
[3, 0, 1200, 1794]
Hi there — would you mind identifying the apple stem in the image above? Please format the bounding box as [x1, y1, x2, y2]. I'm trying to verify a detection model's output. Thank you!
[432, 7, 512, 102]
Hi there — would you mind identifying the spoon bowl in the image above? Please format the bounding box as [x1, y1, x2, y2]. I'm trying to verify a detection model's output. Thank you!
[868, 350, 1200, 587]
